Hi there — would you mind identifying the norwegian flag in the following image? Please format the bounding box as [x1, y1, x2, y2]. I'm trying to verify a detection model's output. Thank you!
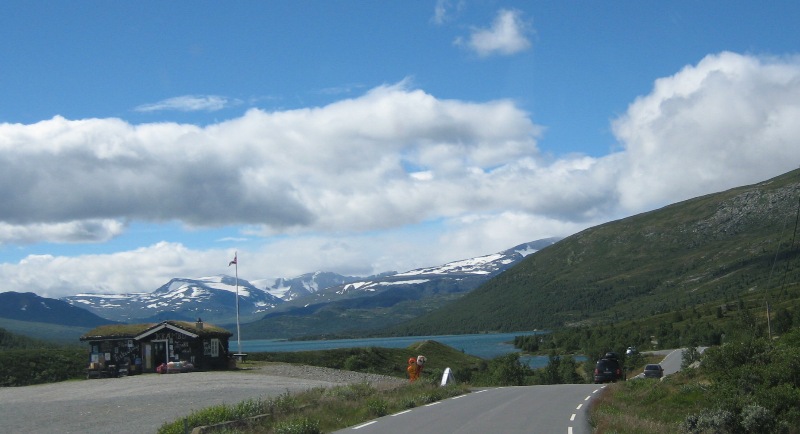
[228, 253, 237, 266]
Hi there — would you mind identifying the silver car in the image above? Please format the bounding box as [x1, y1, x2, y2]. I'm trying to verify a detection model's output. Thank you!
[643, 364, 664, 378]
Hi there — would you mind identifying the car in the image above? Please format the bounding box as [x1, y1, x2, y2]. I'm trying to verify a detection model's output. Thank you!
[593, 356, 623, 383]
[626, 346, 637, 355]
[643, 364, 664, 379]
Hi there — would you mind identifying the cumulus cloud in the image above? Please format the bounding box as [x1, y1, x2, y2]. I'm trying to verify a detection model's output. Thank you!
[1, 52, 800, 297]
[3, 242, 219, 298]
[0, 82, 545, 243]
[613, 51, 800, 212]
[135, 95, 237, 112]
[456, 9, 532, 57]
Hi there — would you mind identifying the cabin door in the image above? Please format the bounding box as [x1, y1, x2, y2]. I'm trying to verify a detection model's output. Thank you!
[152, 341, 167, 370]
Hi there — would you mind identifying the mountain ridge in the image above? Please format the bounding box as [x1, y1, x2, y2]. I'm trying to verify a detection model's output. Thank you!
[0, 291, 117, 328]
[239, 239, 559, 338]
[57, 238, 559, 335]
[387, 168, 800, 336]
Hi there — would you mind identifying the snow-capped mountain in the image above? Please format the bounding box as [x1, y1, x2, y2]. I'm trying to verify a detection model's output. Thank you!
[61, 238, 560, 329]
[324, 238, 560, 296]
[253, 271, 381, 301]
[64, 275, 282, 324]
[240, 238, 561, 339]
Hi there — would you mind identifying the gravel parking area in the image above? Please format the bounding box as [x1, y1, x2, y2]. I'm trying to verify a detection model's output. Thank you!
[0, 364, 404, 434]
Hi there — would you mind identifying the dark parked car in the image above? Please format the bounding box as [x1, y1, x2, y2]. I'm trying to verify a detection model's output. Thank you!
[643, 364, 664, 379]
[593, 355, 623, 383]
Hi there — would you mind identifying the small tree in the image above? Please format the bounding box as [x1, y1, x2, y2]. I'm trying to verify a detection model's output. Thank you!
[681, 345, 701, 370]
[491, 353, 528, 386]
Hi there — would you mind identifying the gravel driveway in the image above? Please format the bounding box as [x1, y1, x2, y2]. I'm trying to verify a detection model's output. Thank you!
[0, 364, 404, 434]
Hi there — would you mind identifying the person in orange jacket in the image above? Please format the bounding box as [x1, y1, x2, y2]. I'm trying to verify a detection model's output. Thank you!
[407, 357, 419, 382]
[407, 355, 426, 382]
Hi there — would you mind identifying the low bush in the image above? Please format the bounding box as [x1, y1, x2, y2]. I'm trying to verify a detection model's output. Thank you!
[273, 417, 321, 434]
[0, 348, 86, 386]
[592, 329, 800, 433]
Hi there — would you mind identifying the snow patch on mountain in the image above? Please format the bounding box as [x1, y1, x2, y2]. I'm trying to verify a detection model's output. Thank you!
[64, 275, 280, 323]
[61, 238, 561, 325]
[396, 253, 508, 276]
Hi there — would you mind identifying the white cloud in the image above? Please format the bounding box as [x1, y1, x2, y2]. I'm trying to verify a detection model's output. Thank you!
[0, 81, 544, 242]
[457, 9, 532, 57]
[1, 52, 799, 298]
[3, 242, 221, 298]
[0, 216, 573, 299]
[135, 95, 237, 112]
[612, 52, 800, 212]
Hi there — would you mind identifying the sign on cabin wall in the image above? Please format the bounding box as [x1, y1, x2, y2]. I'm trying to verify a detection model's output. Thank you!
[203, 339, 220, 357]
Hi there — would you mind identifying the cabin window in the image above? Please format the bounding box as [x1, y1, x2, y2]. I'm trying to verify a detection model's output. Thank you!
[210, 338, 220, 357]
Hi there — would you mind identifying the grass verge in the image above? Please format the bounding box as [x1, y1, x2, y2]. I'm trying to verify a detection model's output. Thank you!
[158, 380, 470, 434]
[590, 369, 710, 433]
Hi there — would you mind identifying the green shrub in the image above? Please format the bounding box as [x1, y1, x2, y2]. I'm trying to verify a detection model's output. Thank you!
[490, 353, 529, 386]
[366, 398, 389, 417]
[274, 417, 321, 434]
[681, 408, 737, 434]
[343, 355, 368, 371]
[0, 348, 86, 386]
[681, 346, 701, 369]
[739, 404, 775, 433]
[401, 397, 417, 409]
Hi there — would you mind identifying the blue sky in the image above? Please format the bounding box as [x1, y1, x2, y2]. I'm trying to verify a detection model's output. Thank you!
[1, 1, 799, 298]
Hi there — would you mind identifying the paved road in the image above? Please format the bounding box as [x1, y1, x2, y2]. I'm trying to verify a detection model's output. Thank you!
[0, 369, 343, 434]
[332, 384, 603, 434]
[632, 348, 706, 379]
[3, 349, 697, 434]
[332, 348, 700, 434]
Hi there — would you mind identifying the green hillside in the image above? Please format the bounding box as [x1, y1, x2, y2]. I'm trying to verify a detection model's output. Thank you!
[247, 339, 482, 379]
[391, 168, 800, 335]
[0, 317, 91, 345]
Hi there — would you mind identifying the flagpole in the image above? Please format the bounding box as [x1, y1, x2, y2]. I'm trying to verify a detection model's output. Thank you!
[234, 251, 242, 356]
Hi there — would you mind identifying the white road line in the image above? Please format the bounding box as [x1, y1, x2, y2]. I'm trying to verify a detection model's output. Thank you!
[352, 421, 376, 430]
[568, 427, 573, 434]
[576, 403, 583, 410]
[452, 395, 465, 399]
[584, 395, 591, 401]
[475, 389, 487, 394]
[425, 401, 441, 407]
[391, 410, 412, 416]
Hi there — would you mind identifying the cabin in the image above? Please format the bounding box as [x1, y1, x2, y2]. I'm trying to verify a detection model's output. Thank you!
[80, 319, 233, 376]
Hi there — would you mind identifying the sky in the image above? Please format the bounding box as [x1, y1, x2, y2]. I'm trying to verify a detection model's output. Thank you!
[1, 1, 799, 299]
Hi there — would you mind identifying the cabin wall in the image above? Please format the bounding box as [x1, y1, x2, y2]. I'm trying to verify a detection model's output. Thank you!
[87, 339, 138, 372]
[85, 331, 231, 374]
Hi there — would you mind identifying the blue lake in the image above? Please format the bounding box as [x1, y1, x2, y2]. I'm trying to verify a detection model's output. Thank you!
[239, 331, 573, 369]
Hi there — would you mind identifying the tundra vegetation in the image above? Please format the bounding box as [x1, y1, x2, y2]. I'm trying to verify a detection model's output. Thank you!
[592, 329, 800, 434]
[4, 307, 800, 434]
[0, 328, 85, 386]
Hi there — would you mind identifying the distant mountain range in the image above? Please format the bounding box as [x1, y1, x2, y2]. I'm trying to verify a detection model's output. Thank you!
[65, 275, 281, 324]
[53, 238, 559, 337]
[240, 239, 559, 338]
[0, 291, 116, 328]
